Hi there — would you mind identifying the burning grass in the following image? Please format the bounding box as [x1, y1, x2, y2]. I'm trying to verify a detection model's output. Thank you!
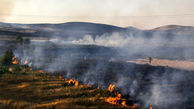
[0, 70, 137, 109]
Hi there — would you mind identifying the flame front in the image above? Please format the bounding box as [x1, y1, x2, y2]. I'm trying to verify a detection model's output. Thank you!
[132, 104, 137, 109]
[65, 78, 79, 87]
[108, 84, 115, 92]
[12, 56, 19, 64]
[106, 84, 127, 107]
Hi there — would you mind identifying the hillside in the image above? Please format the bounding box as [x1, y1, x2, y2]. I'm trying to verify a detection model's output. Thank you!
[0, 22, 125, 39]
[0, 71, 136, 109]
[0, 22, 194, 40]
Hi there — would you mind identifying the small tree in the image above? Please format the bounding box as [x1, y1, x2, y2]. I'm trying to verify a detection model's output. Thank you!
[1, 50, 14, 66]
[16, 35, 23, 45]
[0, 65, 8, 74]
[23, 38, 31, 45]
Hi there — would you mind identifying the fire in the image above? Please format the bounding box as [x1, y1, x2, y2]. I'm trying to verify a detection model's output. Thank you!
[29, 68, 32, 71]
[12, 60, 19, 64]
[75, 81, 79, 87]
[108, 84, 115, 92]
[121, 100, 126, 106]
[106, 84, 127, 106]
[105, 92, 127, 107]
[39, 70, 44, 73]
[132, 104, 137, 109]
[66, 78, 79, 87]
[105, 97, 117, 104]
[150, 106, 152, 109]
[12, 56, 16, 60]
[12, 56, 19, 64]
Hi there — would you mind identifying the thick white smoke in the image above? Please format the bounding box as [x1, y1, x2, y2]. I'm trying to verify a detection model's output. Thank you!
[13, 30, 194, 109]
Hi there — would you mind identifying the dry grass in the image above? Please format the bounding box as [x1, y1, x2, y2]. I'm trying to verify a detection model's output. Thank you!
[0, 72, 130, 109]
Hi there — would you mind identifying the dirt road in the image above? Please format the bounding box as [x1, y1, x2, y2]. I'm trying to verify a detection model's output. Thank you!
[127, 58, 194, 71]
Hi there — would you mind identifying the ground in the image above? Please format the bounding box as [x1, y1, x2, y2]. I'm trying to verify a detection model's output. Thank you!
[128, 58, 194, 71]
[0, 70, 136, 109]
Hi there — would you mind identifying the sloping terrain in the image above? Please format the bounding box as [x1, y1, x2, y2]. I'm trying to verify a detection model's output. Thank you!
[0, 72, 130, 109]
[0, 22, 194, 40]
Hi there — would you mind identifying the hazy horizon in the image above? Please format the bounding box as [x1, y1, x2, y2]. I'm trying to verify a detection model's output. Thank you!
[0, 0, 194, 29]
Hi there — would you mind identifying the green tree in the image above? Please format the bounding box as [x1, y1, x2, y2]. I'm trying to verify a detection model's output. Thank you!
[1, 50, 14, 66]
[16, 35, 23, 45]
[0, 65, 8, 74]
[23, 38, 31, 45]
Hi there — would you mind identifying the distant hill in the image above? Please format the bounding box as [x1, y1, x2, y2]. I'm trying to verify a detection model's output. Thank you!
[0, 22, 194, 40]
[0, 22, 126, 39]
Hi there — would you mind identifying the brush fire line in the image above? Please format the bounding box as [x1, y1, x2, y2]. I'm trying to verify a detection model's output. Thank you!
[12, 56, 19, 64]
[106, 84, 130, 107]
[62, 77, 79, 87]
[108, 84, 115, 92]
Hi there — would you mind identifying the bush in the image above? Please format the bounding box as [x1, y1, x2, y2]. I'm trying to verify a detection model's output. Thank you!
[0, 65, 8, 74]
[1, 50, 14, 66]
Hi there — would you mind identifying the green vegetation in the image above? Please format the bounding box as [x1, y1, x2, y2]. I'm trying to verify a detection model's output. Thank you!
[0, 50, 25, 75]
[16, 35, 31, 45]
[0, 50, 14, 66]
[0, 50, 13, 74]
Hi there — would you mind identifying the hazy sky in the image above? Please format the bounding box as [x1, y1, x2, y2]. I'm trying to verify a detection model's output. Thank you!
[0, 0, 194, 29]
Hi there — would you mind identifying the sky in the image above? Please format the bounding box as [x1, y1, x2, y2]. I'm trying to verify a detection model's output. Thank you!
[0, 0, 194, 29]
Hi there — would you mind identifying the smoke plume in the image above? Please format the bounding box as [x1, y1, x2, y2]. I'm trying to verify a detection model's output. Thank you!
[13, 29, 194, 109]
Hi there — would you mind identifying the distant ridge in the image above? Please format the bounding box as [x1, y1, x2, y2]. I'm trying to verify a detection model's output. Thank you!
[153, 25, 194, 30]
[0, 22, 194, 39]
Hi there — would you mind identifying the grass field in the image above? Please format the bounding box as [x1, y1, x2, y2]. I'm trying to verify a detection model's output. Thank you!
[0, 70, 138, 109]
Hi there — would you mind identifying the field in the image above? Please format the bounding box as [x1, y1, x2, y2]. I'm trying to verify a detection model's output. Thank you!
[0, 22, 194, 109]
[0, 71, 132, 109]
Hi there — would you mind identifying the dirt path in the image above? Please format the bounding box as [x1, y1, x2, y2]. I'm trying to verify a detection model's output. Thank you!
[127, 58, 194, 71]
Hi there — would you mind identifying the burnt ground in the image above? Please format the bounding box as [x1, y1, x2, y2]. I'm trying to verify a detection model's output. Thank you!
[47, 59, 194, 109]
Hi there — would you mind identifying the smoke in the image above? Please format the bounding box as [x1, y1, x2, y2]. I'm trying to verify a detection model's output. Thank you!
[13, 29, 194, 108]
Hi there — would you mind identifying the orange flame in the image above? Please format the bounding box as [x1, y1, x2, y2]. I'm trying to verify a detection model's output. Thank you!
[105, 97, 118, 105]
[150, 106, 152, 109]
[39, 70, 44, 73]
[121, 100, 127, 106]
[66, 78, 79, 87]
[12, 56, 16, 60]
[75, 81, 79, 87]
[105, 93, 127, 107]
[132, 104, 137, 109]
[12, 56, 19, 64]
[108, 84, 115, 92]
[29, 68, 32, 71]
[12, 60, 19, 64]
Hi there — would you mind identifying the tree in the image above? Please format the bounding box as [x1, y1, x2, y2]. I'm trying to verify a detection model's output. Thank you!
[1, 50, 14, 66]
[16, 35, 23, 45]
[23, 38, 31, 45]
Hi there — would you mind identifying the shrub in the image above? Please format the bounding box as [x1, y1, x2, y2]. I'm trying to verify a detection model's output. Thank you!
[1, 50, 14, 66]
[0, 65, 8, 74]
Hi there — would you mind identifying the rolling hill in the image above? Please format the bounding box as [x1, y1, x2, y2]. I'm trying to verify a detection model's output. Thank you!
[0, 22, 194, 40]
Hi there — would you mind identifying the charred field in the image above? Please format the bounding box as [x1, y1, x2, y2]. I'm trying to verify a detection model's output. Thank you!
[0, 22, 194, 109]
